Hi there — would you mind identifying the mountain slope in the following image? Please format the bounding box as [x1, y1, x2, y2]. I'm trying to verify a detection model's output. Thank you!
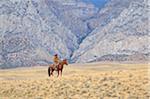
[0, 0, 149, 68]
[72, 0, 149, 63]
[0, 0, 78, 68]
[45, 0, 98, 42]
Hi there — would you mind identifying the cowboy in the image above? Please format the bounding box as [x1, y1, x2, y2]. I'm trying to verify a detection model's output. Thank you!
[53, 54, 60, 69]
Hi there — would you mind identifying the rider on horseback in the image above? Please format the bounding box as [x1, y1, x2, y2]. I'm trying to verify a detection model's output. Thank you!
[53, 54, 60, 69]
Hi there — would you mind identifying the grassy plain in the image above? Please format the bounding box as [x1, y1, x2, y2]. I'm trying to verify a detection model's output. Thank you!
[0, 62, 149, 99]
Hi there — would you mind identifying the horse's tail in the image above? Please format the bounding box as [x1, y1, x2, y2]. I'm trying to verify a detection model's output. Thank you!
[48, 66, 50, 77]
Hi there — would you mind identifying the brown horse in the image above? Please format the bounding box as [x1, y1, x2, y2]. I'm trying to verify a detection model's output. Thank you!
[48, 59, 68, 77]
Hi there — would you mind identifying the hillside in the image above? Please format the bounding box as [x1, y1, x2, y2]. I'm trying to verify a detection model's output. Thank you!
[72, 0, 149, 63]
[0, 0, 149, 68]
[0, 0, 79, 68]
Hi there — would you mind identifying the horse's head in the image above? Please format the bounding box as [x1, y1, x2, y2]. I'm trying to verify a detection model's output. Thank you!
[62, 59, 68, 65]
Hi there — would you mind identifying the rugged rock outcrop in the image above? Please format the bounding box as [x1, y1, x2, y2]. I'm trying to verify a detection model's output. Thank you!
[72, 0, 149, 63]
[0, 0, 149, 68]
[0, 0, 78, 68]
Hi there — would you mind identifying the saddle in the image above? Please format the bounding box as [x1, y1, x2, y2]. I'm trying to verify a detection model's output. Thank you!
[53, 63, 59, 70]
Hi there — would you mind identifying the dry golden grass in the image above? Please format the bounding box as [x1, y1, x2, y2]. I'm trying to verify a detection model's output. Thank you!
[0, 62, 149, 99]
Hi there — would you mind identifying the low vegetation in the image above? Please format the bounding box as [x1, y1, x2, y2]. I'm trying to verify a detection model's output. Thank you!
[0, 63, 149, 99]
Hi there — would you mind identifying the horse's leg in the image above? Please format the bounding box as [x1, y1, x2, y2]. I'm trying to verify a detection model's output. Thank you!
[52, 69, 54, 76]
[51, 69, 54, 76]
[48, 67, 51, 77]
[57, 70, 59, 77]
[60, 69, 62, 77]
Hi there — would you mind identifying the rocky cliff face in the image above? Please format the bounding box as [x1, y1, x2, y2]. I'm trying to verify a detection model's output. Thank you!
[0, 0, 79, 68]
[0, 0, 149, 68]
[45, 0, 99, 42]
[72, 0, 149, 63]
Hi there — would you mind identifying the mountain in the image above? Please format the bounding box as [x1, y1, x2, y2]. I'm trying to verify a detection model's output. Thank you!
[0, 0, 79, 68]
[72, 0, 149, 63]
[46, 0, 98, 42]
[0, 0, 149, 68]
